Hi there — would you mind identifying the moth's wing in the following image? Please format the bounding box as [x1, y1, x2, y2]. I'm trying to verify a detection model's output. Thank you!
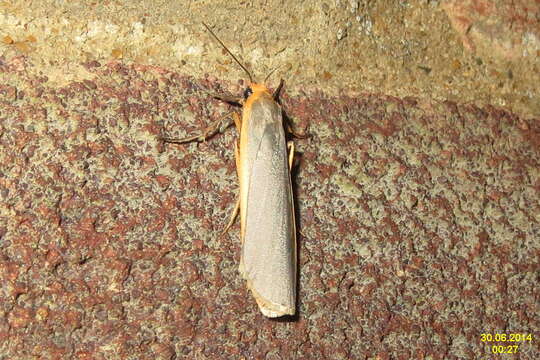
[240, 120, 296, 317]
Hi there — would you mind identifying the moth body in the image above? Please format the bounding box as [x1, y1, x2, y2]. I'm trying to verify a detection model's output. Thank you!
[238, 83, 296, 317]
[162, 24, 298, 317]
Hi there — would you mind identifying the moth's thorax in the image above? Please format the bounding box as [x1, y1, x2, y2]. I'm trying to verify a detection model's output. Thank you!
[244, 82, 272, 109]
[249, 82, 269, 93]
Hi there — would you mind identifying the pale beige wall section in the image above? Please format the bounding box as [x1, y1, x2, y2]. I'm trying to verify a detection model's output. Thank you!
[1, 0, 538, 117]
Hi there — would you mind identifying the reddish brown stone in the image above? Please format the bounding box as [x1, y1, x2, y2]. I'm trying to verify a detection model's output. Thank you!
[0, 56, 538, 359]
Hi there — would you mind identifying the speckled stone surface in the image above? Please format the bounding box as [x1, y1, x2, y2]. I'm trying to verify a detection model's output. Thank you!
[1, 1, 539, 119]
[0, 57, 539, 359]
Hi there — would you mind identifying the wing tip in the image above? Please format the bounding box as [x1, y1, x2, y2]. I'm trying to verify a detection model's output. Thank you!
[258, 301, 295, 318]
[253, 286, 295, 317]
[239, 267, 296, 318]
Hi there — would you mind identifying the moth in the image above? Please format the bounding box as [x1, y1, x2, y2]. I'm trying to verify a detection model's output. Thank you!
[162, 23, 301, 317]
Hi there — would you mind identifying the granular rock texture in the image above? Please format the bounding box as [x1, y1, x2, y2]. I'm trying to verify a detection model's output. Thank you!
[0, 57, 538, 359]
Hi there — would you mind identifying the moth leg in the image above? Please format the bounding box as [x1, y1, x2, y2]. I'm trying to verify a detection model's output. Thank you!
[287, 141, 295, 171]
[271, 79, 306, 139]
[192, 83, 243, 105]
[221, 142, 241, 235]
[211, 93, 243, 105]
[272, 79, 284, 100]
[285, 121, 309, 139]
[160, 111, 234, 144]
[234, 140, 241, 174]
[221, 197, 240, 235]
[232, 111, 242, 132]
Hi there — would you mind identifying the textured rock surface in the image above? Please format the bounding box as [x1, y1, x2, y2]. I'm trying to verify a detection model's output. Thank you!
[1, 0, 539, 118]
[1, 57, 539, 359]
[443, 0, 540, 60]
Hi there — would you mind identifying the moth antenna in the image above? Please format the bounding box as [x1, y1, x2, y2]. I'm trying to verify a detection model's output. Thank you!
[203, 22, 254, 84]
[263, 65, 281, 85]
[272, 79, 284, 100]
